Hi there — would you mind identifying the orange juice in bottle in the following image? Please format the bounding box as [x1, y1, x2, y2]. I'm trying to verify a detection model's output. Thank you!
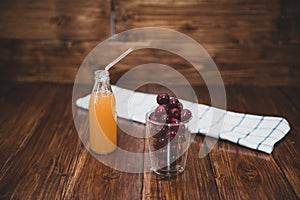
[89, 70, 117, 154]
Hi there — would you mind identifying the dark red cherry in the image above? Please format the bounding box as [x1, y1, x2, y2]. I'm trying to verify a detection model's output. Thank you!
[156, 93, 170, 105]
[161, 104, 169, 112]
[159, 114, 171, 123]
[155, 105, 167, 116]
[181, 109, 192, 121]
[169, 97, 179, 108]
[169, 108, 181, 119]
[153, 137, 168, 149]
[149, 112, 158, 122]
[171, 117, 180, 125]
[153, 126, 168, 138]
[170, 118, 180, 131]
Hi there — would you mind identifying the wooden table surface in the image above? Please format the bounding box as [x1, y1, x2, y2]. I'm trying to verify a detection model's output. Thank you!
[0, 83, 299, 199]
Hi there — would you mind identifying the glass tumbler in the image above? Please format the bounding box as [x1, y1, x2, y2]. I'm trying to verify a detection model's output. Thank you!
[145, 111, 192, 176]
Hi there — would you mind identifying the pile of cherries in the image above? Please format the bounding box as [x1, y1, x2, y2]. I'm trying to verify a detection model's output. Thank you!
[150, 93, 192, 124]
[148, 93, 192, 167]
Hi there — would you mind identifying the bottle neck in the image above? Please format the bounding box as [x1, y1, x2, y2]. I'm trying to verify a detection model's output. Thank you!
[92, 78, 112, 93]
[92, 70, 112, 93]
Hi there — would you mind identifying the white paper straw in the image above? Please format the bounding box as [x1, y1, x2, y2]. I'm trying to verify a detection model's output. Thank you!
[105, 48, 134, 71]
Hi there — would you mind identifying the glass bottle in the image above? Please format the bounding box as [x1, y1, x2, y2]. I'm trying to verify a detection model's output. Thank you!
[89, 70, 117, 154]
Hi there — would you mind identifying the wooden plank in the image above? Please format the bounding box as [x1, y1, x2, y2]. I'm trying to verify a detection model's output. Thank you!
[0, 84, 145, 199]
[0, 83, 21, 126]
[0, 0, 298, 87]
[63, 119, 145, 199]
[215, 63, 300, 86]
[0, 84, 143, 199]
[208, 44, 300, 65]
[0, 39, 299, 86]
[109, 48, 300, 87]
[0, 0, 111, 83]
[279, 17, 300, 44]
[0, 84, 299, 199]
[279, 87, 300, 112]
[225, 87, 300, 198]
[235, 87, 300, 198]
[211, 141, 298, 199]
[279, 0, 300, 44]
[282, 0, 300, 16]
[113, 0, 299, 87]
[10, 91, 80, 199]
[115, 0, 280, 16]
[116, 16, 279, 45]
[194, 86, 298, 199]
[0, 84, 75, 199]
[0, 0, 110, 40]
[115, 0, 280, 45]
[0, 39, 98, 83]
[0, 84, 57, 168]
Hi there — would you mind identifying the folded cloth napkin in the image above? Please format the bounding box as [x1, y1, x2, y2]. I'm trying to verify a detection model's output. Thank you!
[76, 86, 290, 154]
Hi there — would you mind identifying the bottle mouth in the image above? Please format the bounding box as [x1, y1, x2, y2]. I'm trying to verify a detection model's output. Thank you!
[94, 70, 110, 81]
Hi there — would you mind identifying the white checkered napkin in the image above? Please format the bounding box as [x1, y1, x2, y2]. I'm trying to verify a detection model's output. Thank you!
[76, 86, 291, 154]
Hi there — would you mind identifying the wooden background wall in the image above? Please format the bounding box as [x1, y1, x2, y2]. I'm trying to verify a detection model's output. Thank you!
[0, 0, 299, 86]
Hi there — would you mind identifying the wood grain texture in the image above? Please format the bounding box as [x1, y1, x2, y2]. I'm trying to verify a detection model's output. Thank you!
[114, 0, 300, 87]
[0, 40, 299, 86]
[1, 83, 299, 199]
[0, 0, 110, 40]
[238, 87, 300, 198]
[193, 86, 299, 199]
[115, 0, 280, 45]
[141, 137, 220, 200]
[0, 0, 299, 86]
[0, 84, 74, 199]
[109, 47, 300, 86]
[279, 0, 300, 44]
[0, 0, 111, 84]
[279, 87, 300, 112]
[0, 39, 98, 83]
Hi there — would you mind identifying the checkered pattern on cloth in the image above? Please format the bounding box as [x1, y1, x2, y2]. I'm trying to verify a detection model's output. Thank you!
[76, 86, 290, 154]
